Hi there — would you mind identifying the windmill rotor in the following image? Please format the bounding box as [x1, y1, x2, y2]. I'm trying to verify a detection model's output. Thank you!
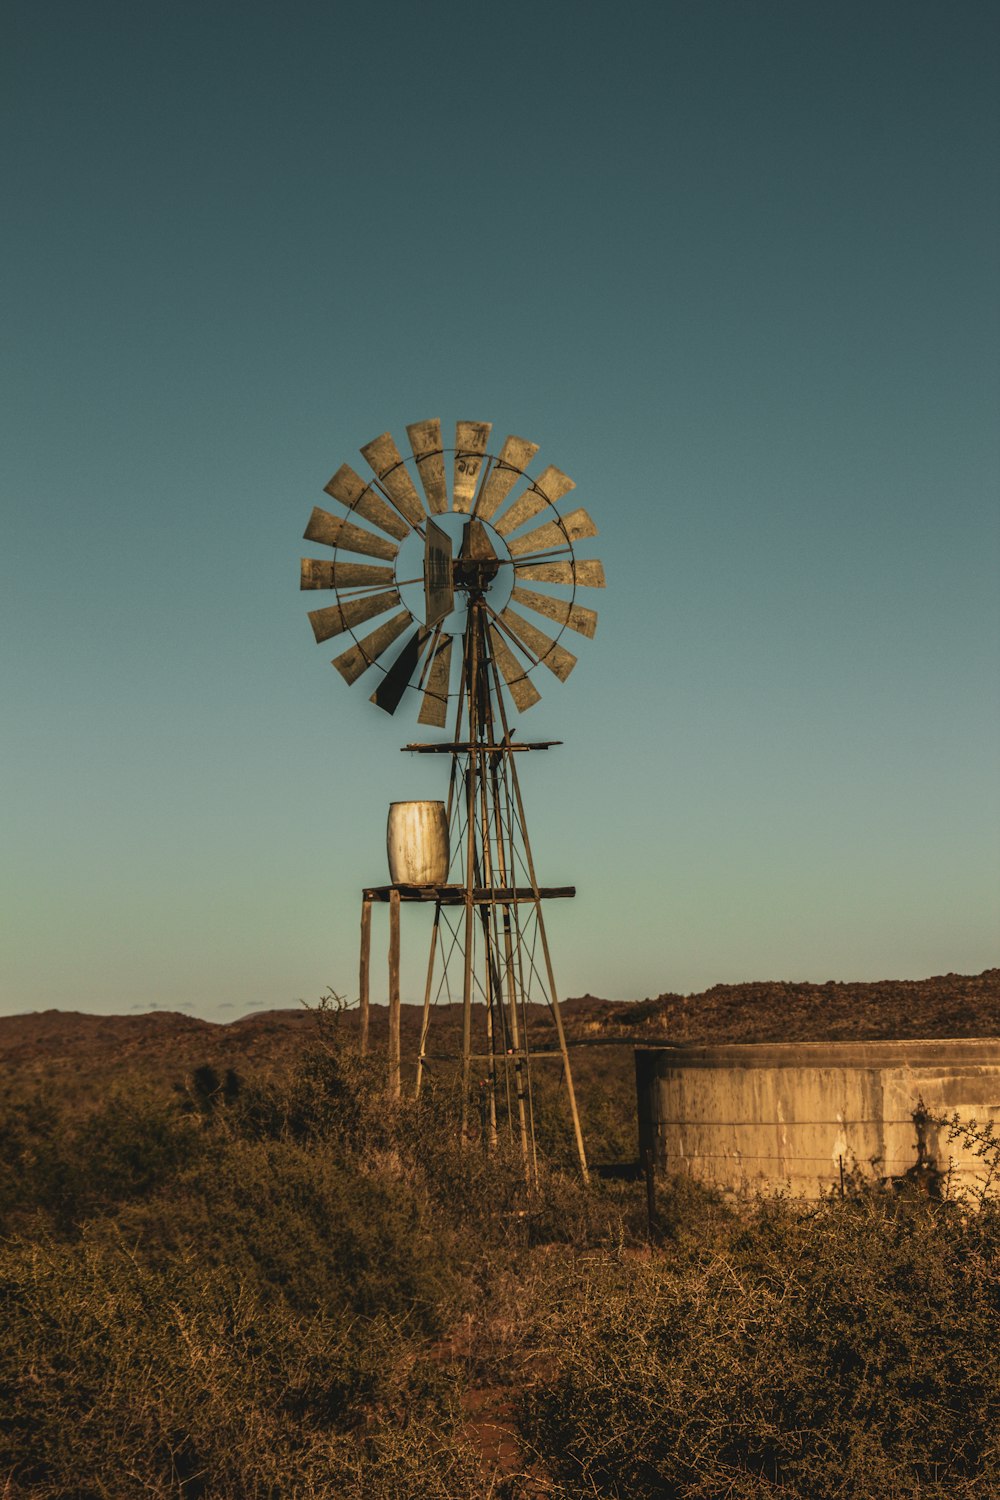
[300, 421, 604, 727]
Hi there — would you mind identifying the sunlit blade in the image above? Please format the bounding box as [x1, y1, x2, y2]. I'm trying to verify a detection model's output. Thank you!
[511, 585, 598, 639]
[370, 626, 430, 715]
[301, 558, 337, 590]
[424, 518, 454, 628]
[303, 507, 398, 562]
[514, 559, 606, 588]
[323, 462, 366, 508]
[507, 507, 599, 557]
[407, 418, 449, 515]
[474, 434, 539, 522]
[417, 635, 453, 727]
[488, 625, 541, 711]
[331, 609, 412, 685]
[493, 465, 575, 539]
[492, 489, 547, 538]
[308, 589, 401, 644]
[497, 605, 577, 681]
[300, 559, 395, 590]
[360, 432, 426, 528]
[453, 420, 492, 512]
[324, 464, 410, 540]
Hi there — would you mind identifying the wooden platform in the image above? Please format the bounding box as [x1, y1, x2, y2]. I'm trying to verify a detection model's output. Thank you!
[362, 883, 575, 904]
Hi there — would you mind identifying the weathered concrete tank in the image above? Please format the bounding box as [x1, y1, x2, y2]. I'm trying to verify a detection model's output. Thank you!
[636, 1038, 1000, 1198]
[386, 800, 450, 886]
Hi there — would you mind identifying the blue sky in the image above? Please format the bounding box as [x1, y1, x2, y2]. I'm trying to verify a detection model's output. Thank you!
[2, 1, 998, 1020]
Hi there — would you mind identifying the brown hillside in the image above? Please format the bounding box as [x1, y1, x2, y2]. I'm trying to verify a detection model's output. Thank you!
[2, 975, 996, 1165]
[583, 969, 1000, 1045]
[0, 1001, 605, 1107]
[1, 972, 996, 1104]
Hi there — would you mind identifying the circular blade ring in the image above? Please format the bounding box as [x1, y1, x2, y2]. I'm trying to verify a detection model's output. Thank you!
[300, 422, 603, 716]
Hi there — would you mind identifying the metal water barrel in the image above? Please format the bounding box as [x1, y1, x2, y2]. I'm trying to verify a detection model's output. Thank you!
[386, 800, 449, 885]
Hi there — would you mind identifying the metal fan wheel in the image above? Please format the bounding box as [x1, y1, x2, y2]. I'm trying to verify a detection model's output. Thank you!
[300, 420, 605, 725]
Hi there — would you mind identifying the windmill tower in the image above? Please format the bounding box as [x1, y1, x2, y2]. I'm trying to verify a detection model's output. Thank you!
[300, 420, 604, 1182]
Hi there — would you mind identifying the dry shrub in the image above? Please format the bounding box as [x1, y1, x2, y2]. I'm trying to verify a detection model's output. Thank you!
[522, 1192, 1000, 1499]
[0, 1235, 485, 1499]
[8, 1003, 998, 1499]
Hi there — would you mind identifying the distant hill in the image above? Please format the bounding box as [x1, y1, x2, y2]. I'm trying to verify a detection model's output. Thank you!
[2, 973, 996, 1168]
[580, 969, 1000, 1045]
[2, 972, 997, 1101]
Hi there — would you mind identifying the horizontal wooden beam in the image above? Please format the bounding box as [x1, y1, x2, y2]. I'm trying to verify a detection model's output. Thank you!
[361, 883, 575, 905]
[402, 741, 561, 753]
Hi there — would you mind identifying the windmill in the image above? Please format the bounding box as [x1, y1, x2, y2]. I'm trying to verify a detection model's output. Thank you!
[300, 420, 604, 1182]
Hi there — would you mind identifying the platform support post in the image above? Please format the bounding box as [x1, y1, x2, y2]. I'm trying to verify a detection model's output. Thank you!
[359, 897, 372, 1056]
[388, 887, 401, 1097]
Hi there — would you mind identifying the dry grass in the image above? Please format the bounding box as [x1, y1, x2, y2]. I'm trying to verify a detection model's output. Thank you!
[2, 998, 999, 1497]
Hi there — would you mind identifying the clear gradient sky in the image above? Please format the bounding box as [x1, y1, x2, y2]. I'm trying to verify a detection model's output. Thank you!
[3, 1, 998, 1021]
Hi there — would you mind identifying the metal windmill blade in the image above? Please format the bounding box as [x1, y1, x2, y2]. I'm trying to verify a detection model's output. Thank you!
[496, 604, 578, 681]
[407, 419, 449, 515]
[453, 421, 492, 513]
[417, 634, 453, 726]
[489, 625, 541, 710]
[474, 434, 540, 522]
[300, 559, 396, 591]
[360, 432, 427, 529]
[513, 558, 606, 588]
[303, 507, 399, 562]
[308, 589, 402, 644]
[493, 465, 575, 540]
[510, 584, 598, 639]
[325, 464, 411, 541]
[331, 610, 414, 685]
[506, 506, 599, 558]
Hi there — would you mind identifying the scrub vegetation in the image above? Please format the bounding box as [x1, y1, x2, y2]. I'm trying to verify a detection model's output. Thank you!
[1, 1001, 998, 1498]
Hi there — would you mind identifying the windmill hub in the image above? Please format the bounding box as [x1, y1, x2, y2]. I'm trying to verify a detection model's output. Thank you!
[392, 512, 513, 629]
[453, 518, 501, 594]
[452, 555, 499, 594]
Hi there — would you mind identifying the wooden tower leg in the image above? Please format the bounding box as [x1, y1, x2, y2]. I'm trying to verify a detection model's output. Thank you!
[359, 897, 372, 1056]
[491, 652, 590, 1185]
[460, 623, 479, 1142]
[388, 887, 401, 1098]
[499, 906, 532, 1177]
[414, 905, 441, 1099]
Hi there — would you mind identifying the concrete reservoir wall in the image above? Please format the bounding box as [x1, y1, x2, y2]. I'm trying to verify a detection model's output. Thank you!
[635, 1038, 1000, 1199]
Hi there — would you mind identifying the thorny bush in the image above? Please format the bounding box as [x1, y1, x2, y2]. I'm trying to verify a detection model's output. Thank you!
[2, 997, 1000, 1497]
